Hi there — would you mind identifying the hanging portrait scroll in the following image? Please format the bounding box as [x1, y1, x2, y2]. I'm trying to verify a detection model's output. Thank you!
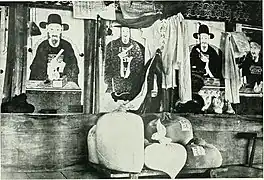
[186, 20, 225, 83]
[26, 8, 84, 88]
[236, 24, 263, 94]
[26, 8, 84, 113]
[186, 20, 226, 113]
[99, 23, 147, 112]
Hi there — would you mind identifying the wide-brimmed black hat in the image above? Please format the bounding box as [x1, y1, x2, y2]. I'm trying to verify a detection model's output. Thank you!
[39, 14, 69, 31]
[193, 24, 214, 39]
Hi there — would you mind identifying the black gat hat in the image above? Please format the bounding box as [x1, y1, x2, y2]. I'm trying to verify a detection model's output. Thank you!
[39, 14, 69, 31]
[193, 24, 214, 39]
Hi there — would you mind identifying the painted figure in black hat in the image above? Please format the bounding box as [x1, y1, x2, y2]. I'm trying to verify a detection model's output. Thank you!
[29, 14, 79, 85]
[104, 26, 145, 101]
[238, 41, 263, 89]
[190, 24, 223, 79]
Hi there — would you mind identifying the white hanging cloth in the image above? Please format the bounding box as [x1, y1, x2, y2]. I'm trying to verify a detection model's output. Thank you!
[222, 32, 243, 104]
[142, 13, 192, 103]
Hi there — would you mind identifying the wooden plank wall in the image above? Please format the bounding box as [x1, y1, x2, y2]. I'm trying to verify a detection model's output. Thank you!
[1, 113, 100, 172]
[234, 96, 263, 115]
[1, 113, 262, 172]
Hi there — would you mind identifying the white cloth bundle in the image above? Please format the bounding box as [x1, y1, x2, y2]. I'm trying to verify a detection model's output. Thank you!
[145, 119, 187, 179]
[87, 125, 99, 164]
[95, 112, 144, 173]
[185, 138, 223, 169]
[145, 115, 193, 145]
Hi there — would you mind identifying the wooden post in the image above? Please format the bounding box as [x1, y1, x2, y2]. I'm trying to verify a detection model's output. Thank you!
[10, 3, 27, 96]
[2, 5, 14, 102]
[3, 3, 28, 101]
[94, 17, 100, 114]
[83, 19, 96, 114]
[0, 6, 7, 104]
[94, 16, 105, 114]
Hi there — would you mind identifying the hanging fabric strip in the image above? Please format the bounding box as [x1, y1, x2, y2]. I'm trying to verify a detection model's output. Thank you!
[142, 13, 192, 102]
[119, 1, 162, 19]
[116, 12, 161, 29]
[178, 20, 192, 103]
[222, 32, 241, 104]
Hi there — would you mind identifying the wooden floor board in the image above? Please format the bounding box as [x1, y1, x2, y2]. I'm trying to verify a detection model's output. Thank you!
[252, 163, 263, 169]
[26, 172, 66, 179]
[1, 170, 100, 179]
[209, 166, 263, 178]
[61, 171, 101, 179]
[1, 172, 30, 179]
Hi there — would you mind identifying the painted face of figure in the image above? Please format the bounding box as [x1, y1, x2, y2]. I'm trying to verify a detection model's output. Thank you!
[199, 33, 209, 52]
[47, 23, 63, 47]
[250, 42, 261, 59]
[121, 27, 130, 45]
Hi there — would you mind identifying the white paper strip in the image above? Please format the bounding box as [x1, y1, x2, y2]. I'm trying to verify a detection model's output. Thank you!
[191, 146, 206, 156]
[179, 119, 191, 131]
[73, 1, 116, 20]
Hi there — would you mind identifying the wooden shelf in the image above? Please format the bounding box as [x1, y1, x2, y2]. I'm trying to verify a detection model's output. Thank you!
[239, 93, 263, 97]
[26, 88, 82, 92]
[26, 80, 82, 92]
[202, 86, 225, 89]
